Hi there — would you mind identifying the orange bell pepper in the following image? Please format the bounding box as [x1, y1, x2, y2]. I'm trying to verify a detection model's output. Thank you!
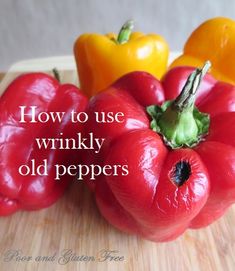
[74, 20, 169, 97]
[170, 17, 235, 85]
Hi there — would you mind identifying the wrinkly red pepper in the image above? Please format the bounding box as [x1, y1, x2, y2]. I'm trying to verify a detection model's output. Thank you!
[83, 63, 235, 242]
[0, 73, 87, 216]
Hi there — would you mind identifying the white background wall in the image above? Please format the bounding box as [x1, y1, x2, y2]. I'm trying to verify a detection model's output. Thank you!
[0, 0, 234, 71]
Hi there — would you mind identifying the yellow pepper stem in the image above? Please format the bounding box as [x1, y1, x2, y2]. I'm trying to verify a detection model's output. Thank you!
[117, 20, 134, 44]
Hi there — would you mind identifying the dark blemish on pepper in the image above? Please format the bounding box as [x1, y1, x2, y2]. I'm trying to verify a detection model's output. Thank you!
[173, 161, 191, 186]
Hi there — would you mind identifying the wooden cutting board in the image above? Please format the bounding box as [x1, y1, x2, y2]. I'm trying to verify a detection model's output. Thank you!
[0, 56, 235, 271]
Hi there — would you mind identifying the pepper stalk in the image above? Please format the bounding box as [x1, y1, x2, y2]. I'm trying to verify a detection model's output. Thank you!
[147, 61, 211, 149]
[116, 20, 134, 44]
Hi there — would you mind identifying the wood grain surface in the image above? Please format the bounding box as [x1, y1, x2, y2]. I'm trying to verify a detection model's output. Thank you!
[0, 57, 235, 271]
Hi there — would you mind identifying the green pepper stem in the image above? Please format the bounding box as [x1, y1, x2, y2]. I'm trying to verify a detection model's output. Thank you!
[52, 68, 61, 83]
[146, 61, 211, 149]
[117, 20, 134, 44]
[173, 61, 211, 111]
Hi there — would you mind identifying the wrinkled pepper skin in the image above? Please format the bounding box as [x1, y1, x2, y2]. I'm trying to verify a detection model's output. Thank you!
[83, 67, 235, 242]
[0, 73, 87, 215]
[170, 17, 235, 85]
[74, 31, 169, 98]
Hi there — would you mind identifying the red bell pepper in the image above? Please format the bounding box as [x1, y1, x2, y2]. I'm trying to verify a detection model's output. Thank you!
[83, 62, 235, 242]
[0, 73, 87, 216]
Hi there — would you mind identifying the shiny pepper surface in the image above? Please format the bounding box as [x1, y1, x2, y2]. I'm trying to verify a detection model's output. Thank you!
[0, 73, 87, 215]
[74, 21, 169, 97]
[171, 17, 235, 85]
[83, 62, 235, 242]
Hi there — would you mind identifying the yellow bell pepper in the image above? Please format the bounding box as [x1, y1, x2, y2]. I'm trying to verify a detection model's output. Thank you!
[74, 21, 169, 97]
[170, 17, 235, 85]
